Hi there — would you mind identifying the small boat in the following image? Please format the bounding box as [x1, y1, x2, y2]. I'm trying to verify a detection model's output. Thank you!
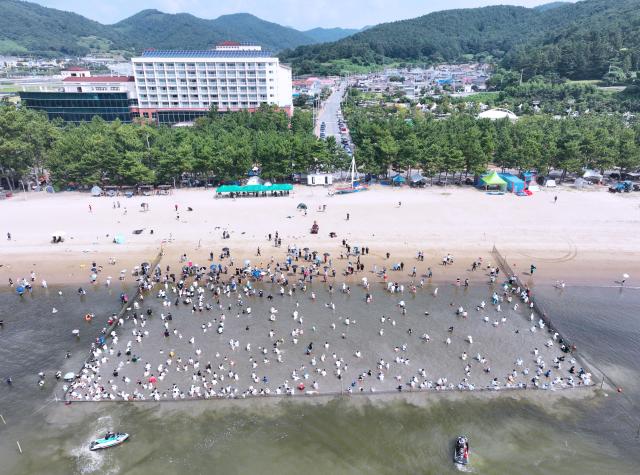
[333, 156, 368, 195]
[89, 432, 129, 451]
[454, 436, 469, 465]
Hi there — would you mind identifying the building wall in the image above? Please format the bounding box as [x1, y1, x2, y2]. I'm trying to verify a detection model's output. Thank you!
[131, 55, 289, 113]
[277, 64, 293, 110]
[18, 92, 133, 123]
[62, 81, 136, 95]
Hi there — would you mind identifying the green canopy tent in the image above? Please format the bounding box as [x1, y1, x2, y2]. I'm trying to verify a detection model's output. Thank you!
[480, 172, 507, 191]
[216, 184, 293, 196]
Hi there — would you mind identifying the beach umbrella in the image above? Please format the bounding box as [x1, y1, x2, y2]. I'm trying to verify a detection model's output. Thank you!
[323, 252, 330, 256]
[149, 376, 157, 384]
[252, 270, 261, 278]
[210, 264, 217, 270]
[297, 203, 307, 209]
[63, 372, 76, 382]
[114, 235, 125, 244]
[16, 285, 25, 295]
[222, 247, 229, 252]
[623, 273, 630, 279]
[243, 259, 251, 267]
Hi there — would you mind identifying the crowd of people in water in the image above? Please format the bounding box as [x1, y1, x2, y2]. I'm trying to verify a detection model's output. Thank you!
[4, 235, 586, 402]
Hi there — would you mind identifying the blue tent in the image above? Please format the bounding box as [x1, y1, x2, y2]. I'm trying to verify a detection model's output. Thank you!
[499, 174, 525, 193]
[391, 174, 406, 186]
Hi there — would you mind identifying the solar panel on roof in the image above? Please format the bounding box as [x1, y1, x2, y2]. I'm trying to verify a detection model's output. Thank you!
[140, 49, 273, 58]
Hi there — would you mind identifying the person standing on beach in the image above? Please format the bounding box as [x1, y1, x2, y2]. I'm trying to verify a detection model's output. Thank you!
[88, 204, 92, 213]
[346, 213, 350, 221]
[6, 232, 10, 241]
[530, 264, 536, 275]
[554, 196, 558, 204]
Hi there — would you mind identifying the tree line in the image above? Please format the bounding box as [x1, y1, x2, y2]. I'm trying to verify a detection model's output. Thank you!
[2, 96, 640, 191]
[344, 93, 640, 180]
[0, 104, 349, 189]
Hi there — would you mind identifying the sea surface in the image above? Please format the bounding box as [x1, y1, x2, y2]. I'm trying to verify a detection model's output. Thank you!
[1, 283, 638, 475]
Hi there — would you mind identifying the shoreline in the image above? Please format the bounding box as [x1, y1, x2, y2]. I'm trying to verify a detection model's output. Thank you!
[0, 244, 634, 288]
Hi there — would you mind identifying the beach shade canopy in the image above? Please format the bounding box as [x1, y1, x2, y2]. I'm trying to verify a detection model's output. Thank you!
[481, 172, 508, 189]
[90, 185, 102, 197]
[391, 174, 406, 184]
[410, 173, 427, 184]
[297, 203, 307, 209]
[114, 234, 125, 244]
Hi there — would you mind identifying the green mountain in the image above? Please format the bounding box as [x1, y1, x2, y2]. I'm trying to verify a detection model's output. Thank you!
[0, 0, 116, 55]
[0, 0, 359, 56]
[281, 5, 546, 73]
[281, 0, 640, 80]
[504, 0, 640, 80]
[303, 27, 360, 43]
[533, 2, 572, 12]
[110, 10, 315, 53]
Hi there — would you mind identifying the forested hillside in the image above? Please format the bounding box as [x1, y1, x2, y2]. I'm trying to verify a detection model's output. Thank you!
[0, 0, 357, 56]
[282, 0, 640, 80]
[0, 0, 116, 55]
[282, 6, 543, 74]
[503, 0, 640, 80]
[110, 11, 315, 53]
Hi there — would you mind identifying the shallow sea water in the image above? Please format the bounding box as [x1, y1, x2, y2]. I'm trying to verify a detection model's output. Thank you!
[1, 283, 638, 475]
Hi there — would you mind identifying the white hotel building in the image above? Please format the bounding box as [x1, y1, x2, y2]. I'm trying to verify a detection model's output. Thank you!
[131, 42, 293, 124]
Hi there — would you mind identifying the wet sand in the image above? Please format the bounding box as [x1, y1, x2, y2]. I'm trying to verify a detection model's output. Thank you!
[66, 271, 591, 401]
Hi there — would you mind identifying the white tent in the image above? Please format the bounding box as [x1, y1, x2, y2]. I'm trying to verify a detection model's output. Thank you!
[90, 185, 102, 197]
[246, 176, 264, 186]
[582, 170, 603, 183]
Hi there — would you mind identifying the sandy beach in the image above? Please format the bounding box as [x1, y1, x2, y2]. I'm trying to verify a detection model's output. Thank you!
[1, 185, 638, 287]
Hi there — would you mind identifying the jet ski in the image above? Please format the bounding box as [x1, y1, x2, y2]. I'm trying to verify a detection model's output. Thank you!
[89, 432, 129, 451]
[454, 436, 469, 465]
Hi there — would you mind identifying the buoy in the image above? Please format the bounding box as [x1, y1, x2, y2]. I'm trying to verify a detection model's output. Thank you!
[84, 314, 92, 322]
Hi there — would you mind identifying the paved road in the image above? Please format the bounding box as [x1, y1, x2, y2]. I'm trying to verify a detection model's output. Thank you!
[315, 81, 346, 142]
